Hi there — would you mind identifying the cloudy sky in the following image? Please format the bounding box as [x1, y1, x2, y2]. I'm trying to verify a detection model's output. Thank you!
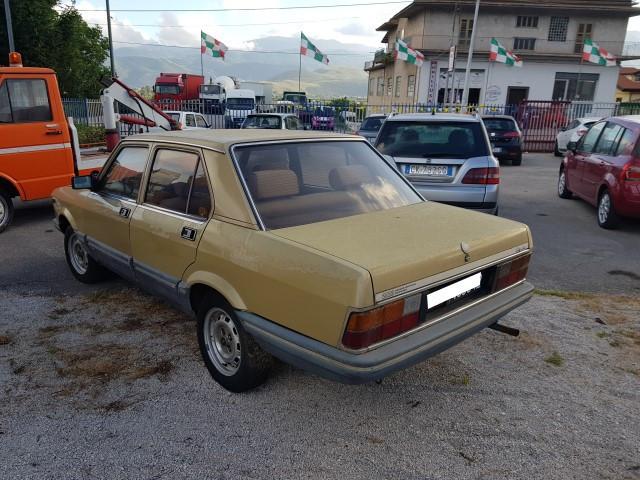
[71, 0, 410, 50]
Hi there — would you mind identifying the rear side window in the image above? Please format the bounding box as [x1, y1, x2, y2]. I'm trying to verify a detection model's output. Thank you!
[0, 79, 52, 123]
[483, 118, 517, 131]
[376, 121, 490, 159]
[145, 149, 212, 218]
[195, 115, 208, 128]
[594, 123, 624, 155]
[185, 114, 196, 127]
[616, 129, 636, 156]
[101, 147, 149, 199]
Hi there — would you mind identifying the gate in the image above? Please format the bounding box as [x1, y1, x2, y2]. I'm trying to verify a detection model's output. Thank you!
[517, 100, 570, 152]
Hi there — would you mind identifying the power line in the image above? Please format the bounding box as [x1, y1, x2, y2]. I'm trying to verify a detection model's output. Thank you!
[95, 16, 359, 28]
[112, 40, 373, 55]
[77, 0, 411, 12]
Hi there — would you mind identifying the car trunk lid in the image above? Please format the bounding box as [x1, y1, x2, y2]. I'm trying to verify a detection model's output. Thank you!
[272, 202, 531, 302]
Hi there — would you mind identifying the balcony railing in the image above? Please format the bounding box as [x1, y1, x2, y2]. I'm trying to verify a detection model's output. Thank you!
[364, 49, 395, 70]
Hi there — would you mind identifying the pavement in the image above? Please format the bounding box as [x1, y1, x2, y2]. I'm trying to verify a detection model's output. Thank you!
[1, 152, 638, 296]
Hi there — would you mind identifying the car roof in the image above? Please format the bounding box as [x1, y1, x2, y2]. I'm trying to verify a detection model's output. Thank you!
[163, 111, 201, 115]
[123, 129, 361, 151]
[247, 113, 293, 118]
[386, 112, 481, 122]
[365, 114, 388, 118]
[481, 115, 516, 120]
[577, 117, 602, 123]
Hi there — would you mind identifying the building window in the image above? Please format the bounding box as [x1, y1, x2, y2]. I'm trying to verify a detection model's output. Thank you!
[635, 73, 640, 82]
[368, 78, 375, 96]
[575, 23, 593, 54]
[514, 38, 536, 50]
[516, 16, 538, 28]
[387, 76, 393, 96]
[407, 75, 416, 97]
[548, 16, 569, 42]
[377, 77, 385, 96]
[394, 76, 402, 97]
[552, 72, 599, 101]
[458, 18, 474, 48]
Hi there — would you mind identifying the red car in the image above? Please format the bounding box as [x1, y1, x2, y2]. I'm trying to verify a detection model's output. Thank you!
[558, 116, 640, 228]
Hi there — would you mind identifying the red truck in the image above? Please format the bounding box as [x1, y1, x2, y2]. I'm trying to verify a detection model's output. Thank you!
[153, 73, 204, 106]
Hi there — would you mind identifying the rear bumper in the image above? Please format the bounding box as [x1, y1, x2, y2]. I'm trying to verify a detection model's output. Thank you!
[492, 145, 522, 160]
[238, 281, 534, 384]
[413, 183, 499, 214]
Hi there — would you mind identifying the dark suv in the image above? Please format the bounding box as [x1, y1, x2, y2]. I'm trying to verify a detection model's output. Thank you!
[482, 115, 523, 166]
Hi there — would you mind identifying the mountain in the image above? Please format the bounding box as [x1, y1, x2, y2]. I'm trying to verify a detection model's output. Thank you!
[113, 35, 372, 98]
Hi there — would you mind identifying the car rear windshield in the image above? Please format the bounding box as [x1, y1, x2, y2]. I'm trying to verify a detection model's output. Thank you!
[243, 115, 282, 129]
[360, 117, 385, 131]
[233, 141, 421, 229]
[376, 121, 490, 159]
[483, 118, 517, 131]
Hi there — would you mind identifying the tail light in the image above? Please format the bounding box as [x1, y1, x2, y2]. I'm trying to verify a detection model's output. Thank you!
[503, 131, 520, 138]
[622, 162, 640, 181]
[342, 294, 421, 349]
[495, 254, 531, 291]
[462, 167, 500, 185]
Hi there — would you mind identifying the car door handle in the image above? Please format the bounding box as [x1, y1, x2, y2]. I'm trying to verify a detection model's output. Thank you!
[45, 124, 63, 135]
[119, 207, 131, 218]
[181, 226, 197, 241]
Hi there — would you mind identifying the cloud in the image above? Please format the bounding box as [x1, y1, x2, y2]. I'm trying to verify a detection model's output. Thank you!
[335, 22, 369, 37]
[156, 13, 199, 47]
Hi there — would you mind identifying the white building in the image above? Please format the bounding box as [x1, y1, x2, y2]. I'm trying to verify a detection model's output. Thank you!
[365, 0, 640, 107]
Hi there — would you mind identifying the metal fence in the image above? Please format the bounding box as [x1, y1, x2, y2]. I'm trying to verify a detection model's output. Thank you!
[62, 98, 640, 152]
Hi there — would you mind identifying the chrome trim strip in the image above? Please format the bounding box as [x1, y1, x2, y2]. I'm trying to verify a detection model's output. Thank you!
[124, 138, 225, 154]
[374, 243, 530, 303]
[0, 142, 72, 155]
[137, 203, 207, 224]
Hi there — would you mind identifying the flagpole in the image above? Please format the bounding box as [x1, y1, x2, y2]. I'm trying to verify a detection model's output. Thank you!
[461, 0, 481, 109]
[299, 52, 302, 92]
[483, 60, 492, 106]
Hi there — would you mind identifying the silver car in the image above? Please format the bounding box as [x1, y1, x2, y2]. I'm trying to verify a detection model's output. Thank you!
[357, 114, 387, 143]
[374, 113, 499, 215]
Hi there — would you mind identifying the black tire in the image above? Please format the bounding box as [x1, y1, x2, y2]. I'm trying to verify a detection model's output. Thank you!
[64, 227, 109, 283]
[557, 168, 573, 199]
[512, 154, 522, 166]
[197, 294, 272, 392]
[0, 191, 14, 234]
[554, 141, 562, 157]
[597, 189, 620, 229]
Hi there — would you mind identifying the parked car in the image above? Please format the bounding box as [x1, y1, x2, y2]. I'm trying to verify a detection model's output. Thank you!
[164, 111, 210, 130]
[482, 115, 523, 166]
[555, 117, 601, 156]
[375, 113, 499, 215]
[311, 106, 336, 130]
[559, 116, 640, 228]
[357, 114, 387, 143]
[53, 129, 533, 392]
[241, 113, 303, 130]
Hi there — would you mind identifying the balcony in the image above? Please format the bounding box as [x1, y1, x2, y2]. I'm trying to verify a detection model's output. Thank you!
[364, 49, 395, 71]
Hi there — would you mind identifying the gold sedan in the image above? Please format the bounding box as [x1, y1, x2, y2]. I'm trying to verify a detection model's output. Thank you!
[53, 130, 533, 392]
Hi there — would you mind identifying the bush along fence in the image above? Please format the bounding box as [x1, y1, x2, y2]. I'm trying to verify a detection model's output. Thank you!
[62, 98, 640, 153]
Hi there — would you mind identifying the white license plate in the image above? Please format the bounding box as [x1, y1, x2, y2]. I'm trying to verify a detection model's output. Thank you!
[406, 165, 450, 176]
[492, 147, 502, 153]
[426, 273, 482, 309]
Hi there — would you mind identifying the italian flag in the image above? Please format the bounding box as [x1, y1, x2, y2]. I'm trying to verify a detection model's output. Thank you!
[201, 31, 228, 60]
[394, 39, 424, 67]
[582, 38, 616, 66]
[300, 32, 329, 65]
[489, 38, 523, 67]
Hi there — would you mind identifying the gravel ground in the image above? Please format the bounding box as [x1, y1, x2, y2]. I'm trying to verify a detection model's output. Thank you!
[1, 286, 638, 480]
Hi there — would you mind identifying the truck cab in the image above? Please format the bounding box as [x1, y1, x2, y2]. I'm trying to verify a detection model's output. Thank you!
[153, 72, 204, 106]
[0, 52, 78, 232]
[224, 89, 256, 128]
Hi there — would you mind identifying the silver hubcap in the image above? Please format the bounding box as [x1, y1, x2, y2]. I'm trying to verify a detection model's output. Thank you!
[598, 193, 610, 224]
[69, 233, 89, 274]
[0, 197, 6, 225]
[558, 172, 566, 195]
[204, 307, 241, 376]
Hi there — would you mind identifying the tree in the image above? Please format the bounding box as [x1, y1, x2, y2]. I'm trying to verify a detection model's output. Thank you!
[1, 0, 109, 97]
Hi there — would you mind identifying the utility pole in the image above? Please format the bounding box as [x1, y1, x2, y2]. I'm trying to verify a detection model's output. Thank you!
[106, 0, 116, 77]
[3, 0, 15, 52]
[461, 0, 480, 108]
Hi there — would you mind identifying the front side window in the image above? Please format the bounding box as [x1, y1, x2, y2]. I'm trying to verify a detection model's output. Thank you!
[0, 79, 52, 123]
[234, 141, 421, 229]
[579, 121, 605, 153]
[196, 115, 208, 128]
[376, 121, 490, 159]
[548, 16, 569, 42]
[185, 114, 196, 127]
[594, 123, 624, 155]
[100, 147, 149, 199]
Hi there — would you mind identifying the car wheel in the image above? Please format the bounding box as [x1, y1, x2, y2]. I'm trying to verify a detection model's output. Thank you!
[0, 191, 14, 234]
[558, 169, 573, 199]
[197, 294, 273, 392]
[597, 189, 620, 229]
[64, 228, 109, 283]
[554, 141, 562, 157]
[512, 154, 522, 166]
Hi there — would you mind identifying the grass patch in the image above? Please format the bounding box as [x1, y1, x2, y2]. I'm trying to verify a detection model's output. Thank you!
[534, 289, 595, 300]
[544, 351, 564, 367]
[596, 331, 609, 339]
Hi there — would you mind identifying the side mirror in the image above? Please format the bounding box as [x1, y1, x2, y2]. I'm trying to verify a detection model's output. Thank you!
[72, 175, 95, 190]
[566, 141, 577, 153]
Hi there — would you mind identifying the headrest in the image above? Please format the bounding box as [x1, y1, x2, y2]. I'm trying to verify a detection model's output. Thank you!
[170, 181, 189, 197]
[329, 165, 374, 190]
[248, 169, 299, 200]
